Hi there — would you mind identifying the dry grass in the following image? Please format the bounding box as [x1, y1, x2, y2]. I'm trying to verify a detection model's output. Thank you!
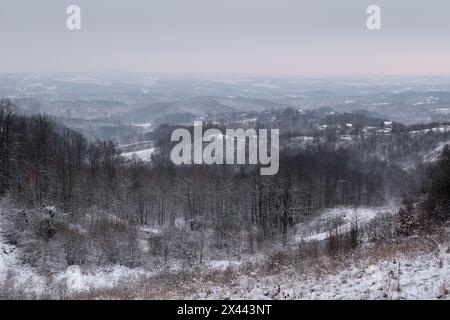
[61, 231, 448, 300]
[2, 226, 447, 300]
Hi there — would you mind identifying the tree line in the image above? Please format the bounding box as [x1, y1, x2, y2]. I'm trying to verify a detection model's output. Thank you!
[0, 99, 425, 245]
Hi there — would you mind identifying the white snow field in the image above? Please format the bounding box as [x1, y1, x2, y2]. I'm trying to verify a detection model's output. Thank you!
[185, 242, 449, 300]
[294, 205, 397, 243]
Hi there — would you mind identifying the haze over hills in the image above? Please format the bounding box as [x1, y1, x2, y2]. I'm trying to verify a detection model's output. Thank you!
[6, 72, 444, 176]
[4, 74, 450, 127]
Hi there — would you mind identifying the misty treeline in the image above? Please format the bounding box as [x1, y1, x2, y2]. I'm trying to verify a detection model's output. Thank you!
[0, 99, 448, 269]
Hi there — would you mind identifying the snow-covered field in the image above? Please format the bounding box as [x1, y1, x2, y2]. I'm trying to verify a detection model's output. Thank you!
[0, 222, 156, 297]
[294, 205, 397, 243]
[185, 242, 449, 300]
[1, 206, 448, 300]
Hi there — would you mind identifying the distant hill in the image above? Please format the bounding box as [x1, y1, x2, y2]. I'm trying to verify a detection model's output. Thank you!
[108, 97, 237, 124]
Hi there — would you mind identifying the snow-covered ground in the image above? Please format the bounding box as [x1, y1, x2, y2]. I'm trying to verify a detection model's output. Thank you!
[0, 228, 154, 297]
[294, 205, 397, 243]
[121, 148, 157, 162]
[0, 226, 47, 296]
[188, 242, 449, 300]
[415, 142, 449, 165]
[403, 141, 450, 171]
[1, 206, 448, 299]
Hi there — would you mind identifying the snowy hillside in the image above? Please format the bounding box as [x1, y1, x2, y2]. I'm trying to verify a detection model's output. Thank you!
[185, 242, 450, 300]
[294, 206, 397, 243]
[1, 205, 448, 300]
[121, 148, 158, 162]
[404, 141, 450, 170]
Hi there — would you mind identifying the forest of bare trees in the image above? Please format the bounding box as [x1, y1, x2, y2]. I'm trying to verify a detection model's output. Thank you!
[0, 97, 448, 273]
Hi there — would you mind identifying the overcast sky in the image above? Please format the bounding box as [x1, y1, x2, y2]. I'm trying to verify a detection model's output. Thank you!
[0, 0, 449, 76]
